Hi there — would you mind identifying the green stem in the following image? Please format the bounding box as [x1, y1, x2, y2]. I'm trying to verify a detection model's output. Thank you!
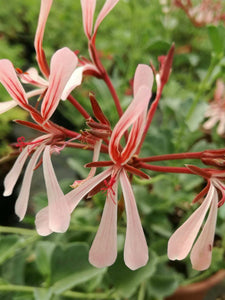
[0, 285, 117, 299]
[0, 226, 37, 236]
[0, 235, 39, 265]
[138, 281, 146, 300]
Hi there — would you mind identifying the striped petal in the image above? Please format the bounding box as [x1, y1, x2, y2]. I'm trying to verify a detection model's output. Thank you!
[15, 144, 45, 220]
[120, 169, 148, 270]
[0, 100, 17, 114]
[93, 0, 120, 37]
[80, 0, 96, 39]
[168, 183, 214, 261]
[190, 185, 218, 271]
[0, 59, 28, 108]
[3, 146, 30, 196]
[43, 146, 70, 233]
[41, 47, 78, 122]
[133, 64, 154, 96]
[89, 179, 118, 268]
[34, 0, 53, 77]
[109, 86, 151, 164]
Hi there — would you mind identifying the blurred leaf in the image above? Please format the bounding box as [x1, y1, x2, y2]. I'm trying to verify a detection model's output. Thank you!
[186, 101, 208, 132]
[35, 241, 56, 278]
[207, 25, 224, 56]
[50, 243, 105, 294]
[34, 288, 53, 300]
[108, 250, 157, 298]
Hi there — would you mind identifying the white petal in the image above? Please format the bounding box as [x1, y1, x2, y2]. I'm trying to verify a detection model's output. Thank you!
[43, 146, 70, 233]
[190, 186, 218, 271]
[0, 100, 17, 114]
[4, 146, 30, 196]
[120, 169, 148, 270]
[35, 207, 53, 236]
[15, 144, 45, 220]
[168, 183, 214, 260]
[89, 180, 118, 268]
[61, 66, 84, 100]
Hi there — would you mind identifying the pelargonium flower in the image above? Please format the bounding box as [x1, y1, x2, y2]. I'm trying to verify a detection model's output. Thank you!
[203, 79, 225, 136]
[35, 64, 154, 270]
[174, 0, 225, 27]
[0, 0, 78, 122]
[168, 167, 225, 270]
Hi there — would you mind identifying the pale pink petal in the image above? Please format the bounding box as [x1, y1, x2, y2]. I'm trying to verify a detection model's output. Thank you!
[43, 146, 70, 233]
[41, 47, 78, 122]
[34, 0, 53, 77]
[0, 60, 28, 108]
[3, 146, 30, 196]
[0, 100, 17, 114]
[217, 118, 225, 135]
[190, 186, 218, 271]
[20, 67, 48, 87]
[214, 79, 225, 102]
[61, 64, 100, 100]
[109, 86, 151, 164]
[89, 179, 118, 268]
[15, 144, 45, 220]
[35, 207, 53, 236]
[80, 0, 96, 39]
[133, 64, 154, 96]
[168, 183, 214, 261]
[203, 116, 219, 130]
[61, 66, 84, 100]
[93, 0, 120, 36]
[66, 167, 113, 212]
[120, 169, 148, 270]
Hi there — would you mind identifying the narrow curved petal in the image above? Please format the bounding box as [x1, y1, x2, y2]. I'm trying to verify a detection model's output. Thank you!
[93, 0, 120, 36]
[89, 180, 118, 268]
[109, 86, 151, 164]
[0, 100, 17, 114]
[0, 60, 28, 108]
[34, 0, 53, 77]
[120, 169, 148, 270]
[43, 146, 70, 233]
[20, 67, 48, 87]
[41, 47, 78, 122]
[66, 167, 113, 212]
[15, 144, 45, 220]
[35, 207, 53, 236]
[81, 0, 96, 39]
[133, 64, 154, 96]
[168, 183, 214, 261]
[190, 187, 218, 271]
[3, 146, 30, 196]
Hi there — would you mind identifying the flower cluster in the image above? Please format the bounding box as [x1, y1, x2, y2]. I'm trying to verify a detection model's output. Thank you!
[1, 0, 225, 272]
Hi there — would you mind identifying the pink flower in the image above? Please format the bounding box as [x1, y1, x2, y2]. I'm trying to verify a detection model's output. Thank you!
[174, 0, 225, 27]
[203, 80, 225, 136]
[167, 171, 225, 270]
[35, 64, 154, 270]
[0, 0, 78, 120]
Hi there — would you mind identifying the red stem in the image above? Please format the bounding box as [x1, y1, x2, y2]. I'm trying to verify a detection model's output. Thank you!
[102, 71, 123, 118]
[67, 95, 91, 120]
[139, 162, 194, 174]
[140, 151, 204, 162]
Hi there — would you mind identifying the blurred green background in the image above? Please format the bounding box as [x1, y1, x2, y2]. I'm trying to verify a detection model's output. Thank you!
[1, 0, 225, 299]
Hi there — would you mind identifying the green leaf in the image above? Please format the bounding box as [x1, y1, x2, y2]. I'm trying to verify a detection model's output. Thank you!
[35, 241, 56, 278]
[207, 25, 224, 56]
[147, 264, 181, 298]
[50, 243, 106, 294]
[108, 250, 157, 298]
[186, 101, 208, 132]
[34, 288, 53, 300]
